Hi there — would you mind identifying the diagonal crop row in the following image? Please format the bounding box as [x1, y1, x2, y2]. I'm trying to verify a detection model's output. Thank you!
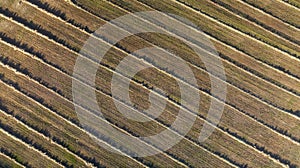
[174, 0, 300, 58]
[68, 0, 300, 113]
[241, 0, 300, 29]
[0, 151, 25, 168]
[0, 74, 153, 168]
[0, 107, 88, 168]
[0, 2, 300, 163]
[0, 35, 239, 167]
[0, 127, 63, 167]
[28, 1, 298, 100]
[282, 0, 300, 8]
[62, 0, 300, 135]
[17, 0, 300, 123]
[0, 18, 296, 168]
[211, 0, 300, 45]
[2, 1, 300, 166]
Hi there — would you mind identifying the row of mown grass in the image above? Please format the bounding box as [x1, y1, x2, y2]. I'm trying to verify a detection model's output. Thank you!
[0, 14, 296, 167]
[242, 0, 300, 28]
[0, 152, 24, 168]
[0, 106, 87, 168]
[0, 126, 60, 167]
[1, 0, 298, 166]
[211, 0, 300, 45]
[36, 0, 297, 134]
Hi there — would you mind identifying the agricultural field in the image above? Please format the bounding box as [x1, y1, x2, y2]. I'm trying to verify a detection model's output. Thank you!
[0, 0, 299, 167]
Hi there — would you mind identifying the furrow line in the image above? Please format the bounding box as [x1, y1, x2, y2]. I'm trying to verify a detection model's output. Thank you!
[241, 0, 300, 29]
[0, 21, 293, 168]
[24, 0, 300, 126]
[281, 0, 300, 9]
[105, 0, 300, 118]
[0, 76, 151, 168]
[9, 0, 298, 146]
[0, 38, 237, 168]
[1, 2, 298, 165]
[209, 0, 300, 46]
[171, 0, 300, 59]
[0, 94, 94, 168]
[0, 127, 64, 168]
[0, 151, 26, 168]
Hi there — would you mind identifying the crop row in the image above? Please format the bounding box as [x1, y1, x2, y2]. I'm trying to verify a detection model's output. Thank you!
[27, 0, 300, 101]
[242, 0, 300, 28]
[0, 0, 300, 163]
[282, 0, 300, 8]
[211, 0, 300, 45]
[16, 0, 300, 126]
[0, 19, 296, 167]
[0, 150, 24, 168]
[0, 74, 150, 168]
[175, 0, 300, 58]
[0, 38, 237, 167]
[47, 0, 300, 135]
[1, 0, 298, 166]
[82, 0, 300, 81]
[63, 0, 300, 113]
[0, 106, 87, 167]
[0, 127, 60, 167]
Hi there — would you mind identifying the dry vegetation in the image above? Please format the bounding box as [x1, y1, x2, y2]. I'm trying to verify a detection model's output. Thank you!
[0, 0, 299, 167]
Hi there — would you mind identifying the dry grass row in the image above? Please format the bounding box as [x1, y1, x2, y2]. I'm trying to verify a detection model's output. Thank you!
[0, 18, 294, 168]
[0, 127, 61, 167]
[1, 0, 298, 166]
[0, 78, 151, 168]
[213, 0, 300, 44]
[242, 0, 300, 28]
[74, 0, 300, 80]
[0, 107, 88, 168]
[15, 0, 300, 121]
[0, 37, 279, 168]
[0, 35, 236, 168]
[0, 152, 25, 168]
[27, 0, 300, 105]
[62, 0, 300, 112]
[175, 0, 300, 57]
[42, 0, 300, 134]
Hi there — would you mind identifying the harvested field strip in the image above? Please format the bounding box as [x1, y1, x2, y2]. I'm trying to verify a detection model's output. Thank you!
[26, 0, 300, 135]
[66, 0, 298, 110]
[242, 0, 300, 28]
[174, 0, 300, 57]
[178, 0, 300, 48]
[0, 109, 88, 168]
[1, 0, 298, 166]
[0, 152, 25, 168]
[0, 12, 241, 168]
[0, 42, 284, 168]
[106, 0, 300, 113]
[0, 7, 298, 164]
[212, 0, 300, 45]
[0, 9, 300, 160]
[0, 28, 232, 167]
[282, 0, 300, 8]
[27, 0, 300, 106]
[0, 41, 287, 168]
[0, 25, 296, 168]
[0, 127, 63, 167]
[6, 0, 300, 124]
[0, 81, 155, 168]
[0, 40, 239, 167]
[0, 59, 234, 168]
[113, 0, 300, 78]
[38, 0, 300, 99]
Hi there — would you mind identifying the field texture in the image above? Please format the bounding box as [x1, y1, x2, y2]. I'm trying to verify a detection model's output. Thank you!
[0, 0, 299, 167]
